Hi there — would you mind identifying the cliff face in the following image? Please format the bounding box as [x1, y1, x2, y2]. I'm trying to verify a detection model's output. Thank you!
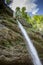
[0, 0, 13, 16]
[0, 13, 43, 65]
[0, 14, 32, 65]
[0, 1, 43, 64]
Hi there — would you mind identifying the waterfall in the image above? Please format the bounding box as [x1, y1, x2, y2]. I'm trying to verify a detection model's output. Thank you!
[6, 0, 42, 65]
[17, 20, 42, 65]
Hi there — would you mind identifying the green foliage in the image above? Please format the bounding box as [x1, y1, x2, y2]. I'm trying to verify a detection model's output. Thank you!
[22, 7, 26, 12]
[15, 7, 43, 32]
[30, 15, 43, 31]
[21, 7, 29, 21]
[15, 7, 21, 18]
[16, 7, 20, 11]
[15, 7, 29, 21]
[6, 0, 10, 4]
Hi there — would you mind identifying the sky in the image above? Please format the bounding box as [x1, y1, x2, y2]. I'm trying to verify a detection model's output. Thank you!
[35, 0, 43, 15]
[6, 0, 43, 15]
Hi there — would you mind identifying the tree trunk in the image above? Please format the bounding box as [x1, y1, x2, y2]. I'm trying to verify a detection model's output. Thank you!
[0, 0, 13, 16]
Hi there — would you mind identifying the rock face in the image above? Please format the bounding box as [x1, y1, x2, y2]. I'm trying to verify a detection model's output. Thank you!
[0, 0, 13, 16]
[0, 15, 32, 65]
[0, 14, 43, 65]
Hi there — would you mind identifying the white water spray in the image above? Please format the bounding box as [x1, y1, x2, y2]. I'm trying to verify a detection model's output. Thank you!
[17, 20, 42, 65]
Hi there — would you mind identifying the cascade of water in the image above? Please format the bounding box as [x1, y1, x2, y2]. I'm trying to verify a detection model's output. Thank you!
[6, 0, 42, 65]
[17, 20, 42, 65]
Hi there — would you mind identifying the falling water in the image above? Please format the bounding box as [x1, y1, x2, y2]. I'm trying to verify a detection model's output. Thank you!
[6, 0, 42, 65]
[17, 20, 42, 65]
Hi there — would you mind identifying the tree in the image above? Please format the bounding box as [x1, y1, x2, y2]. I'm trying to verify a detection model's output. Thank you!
[15, 7, 21, 18]
[21, 7, 28, 21]
[15, 7, 20, 12]
[22, 7, 26, 12]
